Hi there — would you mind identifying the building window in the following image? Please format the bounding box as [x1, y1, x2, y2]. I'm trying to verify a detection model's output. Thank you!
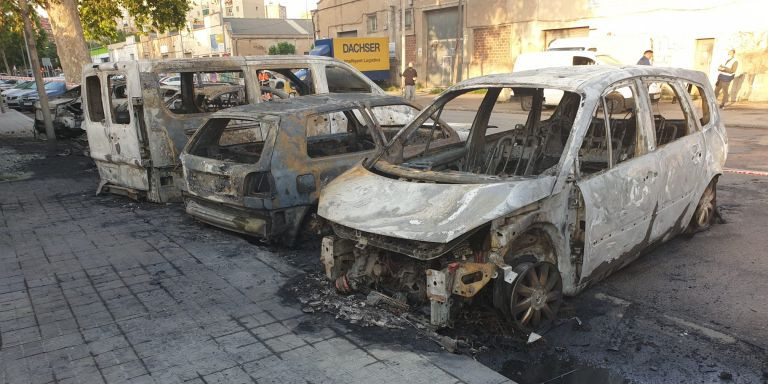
[226, 6, 233, 16]
[405, 9, 413, 29]
[367, 14, 377, 33]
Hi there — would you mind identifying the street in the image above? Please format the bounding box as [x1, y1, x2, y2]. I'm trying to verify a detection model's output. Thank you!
[1, 103, 767, 384]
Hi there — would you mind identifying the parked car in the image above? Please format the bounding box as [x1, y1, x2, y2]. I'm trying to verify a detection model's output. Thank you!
[3, 81, 37, 109]
[20, 81, 69, 111]
[33, 85, 83, 138]
[83, 56, 386, 203]
[0, 79, 20, 91]
[317, 66, 727, 332]
[180, 94, 458, 244]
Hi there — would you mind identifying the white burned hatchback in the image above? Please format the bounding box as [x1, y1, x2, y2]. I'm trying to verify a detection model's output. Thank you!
[317, 66, 728, 332]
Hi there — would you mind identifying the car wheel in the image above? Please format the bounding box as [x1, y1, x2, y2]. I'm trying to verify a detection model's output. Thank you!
[688, 180, 717, 233]
[498, 260, 563, 333]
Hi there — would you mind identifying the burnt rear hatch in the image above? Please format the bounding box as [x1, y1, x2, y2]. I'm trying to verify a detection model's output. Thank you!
[182, 115, 280, 237]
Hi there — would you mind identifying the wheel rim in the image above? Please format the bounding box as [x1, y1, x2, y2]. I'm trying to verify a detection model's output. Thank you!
[696, 187, 716, 228]
[509, 261, 563, 332]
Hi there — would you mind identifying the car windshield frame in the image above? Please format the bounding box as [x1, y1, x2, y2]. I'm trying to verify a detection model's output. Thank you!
[371, 83, 584, 182]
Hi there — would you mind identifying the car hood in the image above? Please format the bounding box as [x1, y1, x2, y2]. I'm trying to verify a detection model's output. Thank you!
[318, 164, 556, 243]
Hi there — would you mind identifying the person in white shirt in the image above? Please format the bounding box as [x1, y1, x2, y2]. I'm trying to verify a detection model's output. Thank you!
[714, 49, 738, 108]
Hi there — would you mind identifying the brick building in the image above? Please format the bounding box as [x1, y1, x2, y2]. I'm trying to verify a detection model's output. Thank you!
[314, 0, 768, 101]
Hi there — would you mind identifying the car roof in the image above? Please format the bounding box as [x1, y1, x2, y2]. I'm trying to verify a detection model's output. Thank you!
[449, 66, 709, 95]
[211, 94, 411, 120]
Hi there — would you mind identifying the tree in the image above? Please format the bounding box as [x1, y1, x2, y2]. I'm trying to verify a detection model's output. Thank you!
[0, 1, 58, 74]
[37, 0, 191, 83]
[268, 42, 296, 55]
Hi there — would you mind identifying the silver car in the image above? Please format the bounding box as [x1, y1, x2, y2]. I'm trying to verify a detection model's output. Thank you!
[317, 66, 727, 332]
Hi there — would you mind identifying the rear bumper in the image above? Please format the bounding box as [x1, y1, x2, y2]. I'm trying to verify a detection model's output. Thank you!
[185, 196, 270, 238]
[184, 195, 311, 243]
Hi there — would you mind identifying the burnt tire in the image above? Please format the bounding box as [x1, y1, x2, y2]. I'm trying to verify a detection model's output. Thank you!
[688, 180, 717, 233]
[497, 261, 563, 333]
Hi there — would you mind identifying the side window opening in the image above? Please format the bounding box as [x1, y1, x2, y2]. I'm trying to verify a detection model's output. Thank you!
[573, 56, 595, 66]
[86, 75, 105, 122]
[579, 84, 641, 176]
[189, 118, 271, 163]
[256, 68, 313, 101]
[164, 70, 247, 114]
[644, 80, 692, 146]
[306, 109, 375, 158]
[108, 74, 130, 124]
[683, 82, 711, 127]
[325, 66, 372, 93]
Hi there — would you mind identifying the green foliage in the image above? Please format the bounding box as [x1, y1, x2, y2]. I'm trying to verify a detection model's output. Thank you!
[77, 0, 191, 43]
[0, 1, 59, 71]
[268, 42, 296, 55]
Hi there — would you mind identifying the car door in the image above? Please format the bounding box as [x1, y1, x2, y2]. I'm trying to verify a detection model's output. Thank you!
[642, 78, 708, 240]
[575, 79, 662, 284]
[83, 64, 150, 192]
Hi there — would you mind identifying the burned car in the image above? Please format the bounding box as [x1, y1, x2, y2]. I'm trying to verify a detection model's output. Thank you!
[181, 94, 460, 244]
[34, 85, 83, 138]
[318, 66, 727, 332]
[83, 56, 384, 203]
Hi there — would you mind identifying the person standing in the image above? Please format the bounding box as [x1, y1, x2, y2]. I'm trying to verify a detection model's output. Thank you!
[401, 62, 417, 101]
[637, 50, 653, 65]
[714, 49, 739, 108]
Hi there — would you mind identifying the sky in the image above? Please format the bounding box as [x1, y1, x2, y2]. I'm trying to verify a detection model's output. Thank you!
[267, 0, 317, 19]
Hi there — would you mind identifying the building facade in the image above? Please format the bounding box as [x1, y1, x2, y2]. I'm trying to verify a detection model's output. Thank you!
[265, 2, 288, 19]
[314, 0, 768, 101]
[108, 0, 312, 61]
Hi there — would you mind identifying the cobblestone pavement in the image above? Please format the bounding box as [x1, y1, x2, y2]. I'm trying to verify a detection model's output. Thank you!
[0, 140, 512, 384]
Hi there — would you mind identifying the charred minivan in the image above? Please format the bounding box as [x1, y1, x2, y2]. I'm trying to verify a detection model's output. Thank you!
[181, 94, 460, 244]
[318, 66, 727, 332]
[82, 56, 383, 203]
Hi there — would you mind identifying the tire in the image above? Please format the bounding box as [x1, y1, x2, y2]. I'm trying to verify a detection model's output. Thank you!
[496, 260, 563, 333]
[688, 179, 717, 233]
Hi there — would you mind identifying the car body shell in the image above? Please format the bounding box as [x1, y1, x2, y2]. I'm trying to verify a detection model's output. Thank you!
[180, 94, 459, 244]
[317, 66, 727, 326]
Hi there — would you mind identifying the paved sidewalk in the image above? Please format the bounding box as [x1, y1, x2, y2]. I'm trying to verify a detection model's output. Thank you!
[0, 109, 34, 138]
[0, 140, 512, 384]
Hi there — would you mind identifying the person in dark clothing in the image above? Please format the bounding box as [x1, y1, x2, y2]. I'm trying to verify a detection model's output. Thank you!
[637, 50, 653, 65]
[401, 62, 417, 101]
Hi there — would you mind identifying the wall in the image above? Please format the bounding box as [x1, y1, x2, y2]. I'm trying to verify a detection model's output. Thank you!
[314, 0, 768, 100]
[232, 36, 314, 55]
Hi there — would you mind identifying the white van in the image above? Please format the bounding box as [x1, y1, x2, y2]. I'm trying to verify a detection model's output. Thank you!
[513, 50, 622, 107]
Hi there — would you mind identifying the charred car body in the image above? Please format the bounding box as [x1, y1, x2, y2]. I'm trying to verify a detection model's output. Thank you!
[34, 86, 83, 138]
[318, 66, 727, 332]
[181, 94, 460, 244]
[82, 56, 383, 203]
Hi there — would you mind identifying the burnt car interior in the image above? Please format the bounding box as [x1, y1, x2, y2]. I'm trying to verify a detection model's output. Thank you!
[189, 118, 270, 163]
[306, 109, 376, 158]
[578, 86, 640, 175]
[646, 80, 692, 146]
[377, 86, 582, 180]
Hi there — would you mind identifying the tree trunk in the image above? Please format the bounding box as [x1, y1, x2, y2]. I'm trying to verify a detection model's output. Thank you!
[46, 0, 90, 83]
[0, 47, 10, 74]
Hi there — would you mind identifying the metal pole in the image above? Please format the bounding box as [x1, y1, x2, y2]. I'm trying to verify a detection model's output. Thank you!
[400, 0, 406, 86]
[19, 0, 55, 140]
